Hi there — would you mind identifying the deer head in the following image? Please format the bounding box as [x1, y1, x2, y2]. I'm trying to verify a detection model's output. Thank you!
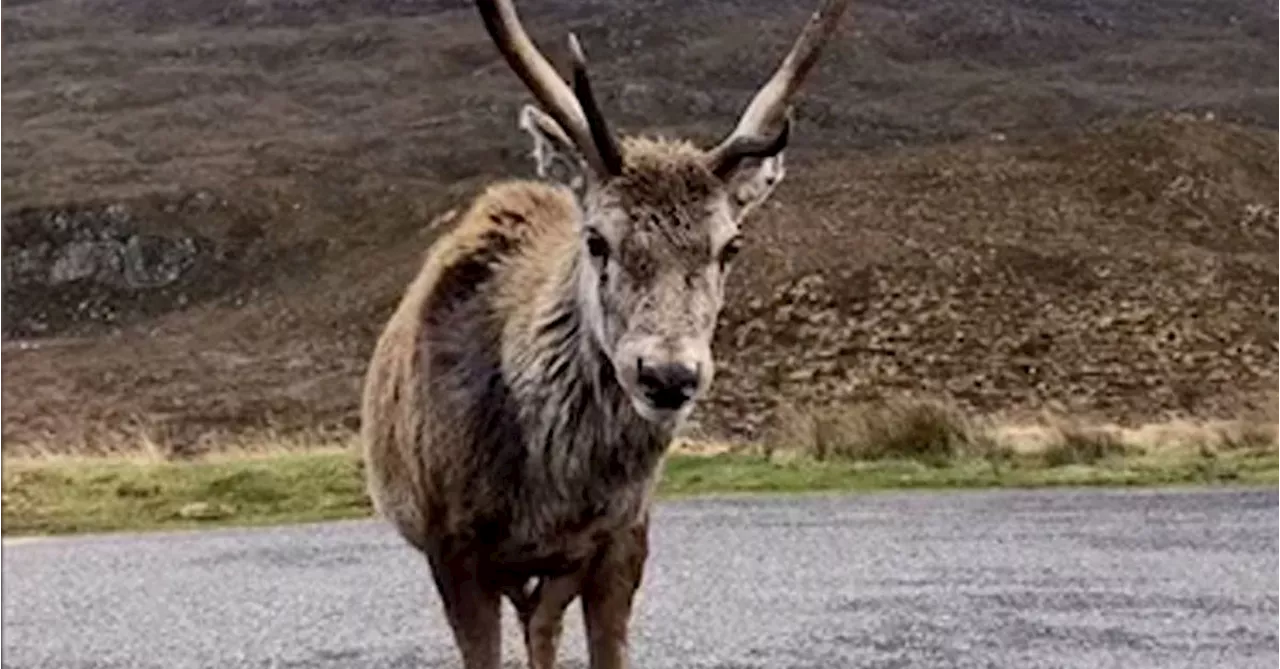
[476, 0, 850, 424]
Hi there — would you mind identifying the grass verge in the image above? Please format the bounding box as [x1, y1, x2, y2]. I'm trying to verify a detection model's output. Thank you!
[4, 445, 1276, 537]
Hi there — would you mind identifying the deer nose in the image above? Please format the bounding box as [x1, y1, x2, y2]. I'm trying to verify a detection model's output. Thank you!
[636, 361, 700, 410]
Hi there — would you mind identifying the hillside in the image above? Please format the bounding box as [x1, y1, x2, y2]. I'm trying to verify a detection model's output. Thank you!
[2, 0, 1276, 452]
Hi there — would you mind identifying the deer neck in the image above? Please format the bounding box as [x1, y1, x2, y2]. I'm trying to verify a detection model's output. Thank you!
[511, 245, 671, 485]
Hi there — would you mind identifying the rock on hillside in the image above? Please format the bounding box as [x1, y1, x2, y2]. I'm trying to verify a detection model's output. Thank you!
[2, 197, 229, 337]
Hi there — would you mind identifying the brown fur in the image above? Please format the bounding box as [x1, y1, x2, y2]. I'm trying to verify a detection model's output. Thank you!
[361, 14, 817, 664]
[363, 144, 717, 667]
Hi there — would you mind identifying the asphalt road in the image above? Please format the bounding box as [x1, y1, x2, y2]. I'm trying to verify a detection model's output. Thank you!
[3, 488, 1277, 669]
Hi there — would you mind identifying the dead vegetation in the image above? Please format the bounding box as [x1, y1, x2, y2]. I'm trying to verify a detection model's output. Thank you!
[5, 395, 1275, 483]
[765, 397, 1004, 464]
[759, 395, 1277, 467]
[1037, 420, 1130, 467]
[2, 0, 1277, 453]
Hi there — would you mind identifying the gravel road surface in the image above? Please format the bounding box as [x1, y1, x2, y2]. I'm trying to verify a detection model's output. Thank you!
[3, 487, 1276, 668]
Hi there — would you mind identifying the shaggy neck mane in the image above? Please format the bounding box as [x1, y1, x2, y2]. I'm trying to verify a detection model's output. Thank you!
[510, 245, 670, 493]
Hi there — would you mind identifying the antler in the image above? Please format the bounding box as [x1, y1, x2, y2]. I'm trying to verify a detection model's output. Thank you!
[705, 0, 851, 176]
[708, 111, 792, 179]
[475, 0, 623, 177]
[567, 34, 624, 176]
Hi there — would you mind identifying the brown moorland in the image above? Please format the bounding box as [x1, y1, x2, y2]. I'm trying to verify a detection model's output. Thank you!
[2, 0, 1276, 454]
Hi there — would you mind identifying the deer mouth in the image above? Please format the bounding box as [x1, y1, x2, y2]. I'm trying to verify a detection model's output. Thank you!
[628, 392, 694, 426]
[616, 352, 705, 425]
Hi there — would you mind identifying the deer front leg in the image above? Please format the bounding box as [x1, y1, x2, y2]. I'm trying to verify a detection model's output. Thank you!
[515, 571, 586, 669]
[425, 541, 502, 669]
[581, 521, 649, 669]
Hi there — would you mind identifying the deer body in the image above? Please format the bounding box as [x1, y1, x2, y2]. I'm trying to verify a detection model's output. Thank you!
[364, 178, 665, 564]
[361, 2, 850, 667]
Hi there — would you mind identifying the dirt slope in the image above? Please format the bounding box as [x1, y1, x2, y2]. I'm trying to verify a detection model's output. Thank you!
[2, 0, 1276, 452]
[705, 116, 1277, 437]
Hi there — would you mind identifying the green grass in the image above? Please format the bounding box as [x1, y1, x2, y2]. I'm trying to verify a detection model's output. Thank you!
[2, 451, 369, 537]
[662, 449, 1278, 494]
[3, 446, 1275, 537]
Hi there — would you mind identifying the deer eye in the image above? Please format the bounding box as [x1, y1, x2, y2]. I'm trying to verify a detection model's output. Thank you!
[719, 236, 743, 267]
[585, 229, 611, 265]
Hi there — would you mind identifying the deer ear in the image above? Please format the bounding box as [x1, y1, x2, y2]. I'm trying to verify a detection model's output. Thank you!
[725, 152, 786, 221]
[518, 104, 589, 193]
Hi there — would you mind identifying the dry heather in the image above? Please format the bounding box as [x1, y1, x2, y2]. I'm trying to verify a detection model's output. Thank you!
[702, 116, 1278, 439]
[2, 0, 1277, 454]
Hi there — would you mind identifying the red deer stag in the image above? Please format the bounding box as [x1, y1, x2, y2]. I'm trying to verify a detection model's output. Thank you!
[361, 1, 851, 666]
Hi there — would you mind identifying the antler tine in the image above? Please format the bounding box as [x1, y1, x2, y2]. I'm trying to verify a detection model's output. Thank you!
[708, 110, 792, 179]
[475, 0, 615, 176]
[567, 33, 624, 176]
[706, 0, 851, 174]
